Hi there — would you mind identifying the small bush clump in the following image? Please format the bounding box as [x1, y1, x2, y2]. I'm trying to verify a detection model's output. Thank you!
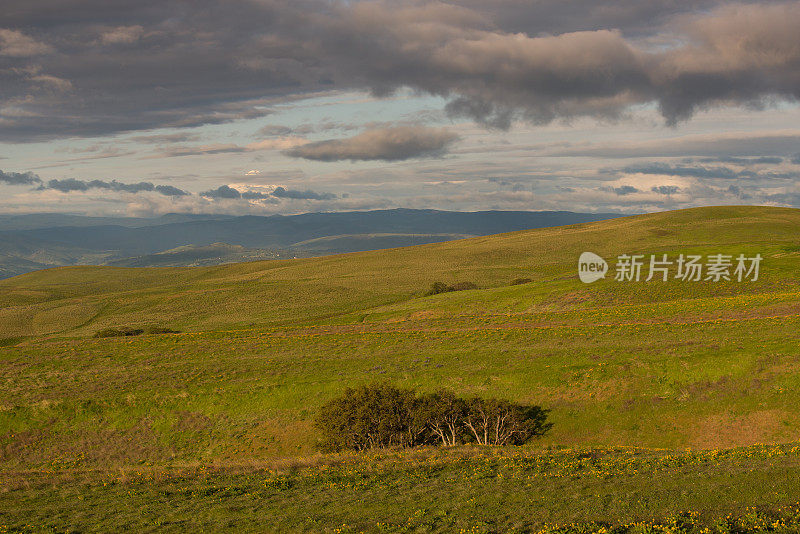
[144, 326, 180, 334]
[93, 326, 180, 338]
[315, 383, 550, 452]
[510, 277, 532, 285]
[426, 281, 478, 295]
[93, 327, 144, 338]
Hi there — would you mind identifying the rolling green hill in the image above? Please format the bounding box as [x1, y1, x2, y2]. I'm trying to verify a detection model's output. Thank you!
[3, 205, 800, 531]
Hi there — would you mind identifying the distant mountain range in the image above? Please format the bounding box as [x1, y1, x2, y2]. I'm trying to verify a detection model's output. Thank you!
[0, 209, 623, 279]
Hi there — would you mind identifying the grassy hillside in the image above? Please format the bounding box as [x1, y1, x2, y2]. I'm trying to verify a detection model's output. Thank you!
[3, 205, 800, 531]
[2, 205, 800, 466]
[2, 205, 797, 334]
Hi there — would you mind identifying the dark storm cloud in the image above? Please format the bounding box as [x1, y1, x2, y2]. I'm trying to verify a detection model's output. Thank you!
[2, 0, 800, 141]
[304, 0, 800, 128]
[285, 126, 460, 161]
[44, 178, 188, 195]
[442, 0, 761, 36]
[0, 0, 315, 141]
[0, 170, 42, 185]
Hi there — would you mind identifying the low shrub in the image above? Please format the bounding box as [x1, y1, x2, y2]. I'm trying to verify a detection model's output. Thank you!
[426, 281, 478, 295]
[510, 277, 532, 285]
[93, 327, 144, 338]
[449, 281, 478, 291]
[93, 326, 180, 338]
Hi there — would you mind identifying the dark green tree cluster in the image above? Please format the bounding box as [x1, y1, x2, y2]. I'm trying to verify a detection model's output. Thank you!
[314, 384, 551, 452]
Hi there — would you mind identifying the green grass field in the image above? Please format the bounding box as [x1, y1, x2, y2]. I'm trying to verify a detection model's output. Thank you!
[2, 205, 800, 532]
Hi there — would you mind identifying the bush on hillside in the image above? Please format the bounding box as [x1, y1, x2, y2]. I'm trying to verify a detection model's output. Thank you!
[449, 281, 478, 291]
[93, 325, 180, 338]
[93, 327, 144, 338]
[314, 383, 550, 452]
[144, 326, 181, 334]
[426, 281, 478, 296]
[510, 277, 532, 285]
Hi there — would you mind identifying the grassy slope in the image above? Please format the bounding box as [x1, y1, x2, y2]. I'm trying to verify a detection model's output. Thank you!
[2, 205, 800, 464]
[2, 205, 798, 333]
[3, 205, 800, 531]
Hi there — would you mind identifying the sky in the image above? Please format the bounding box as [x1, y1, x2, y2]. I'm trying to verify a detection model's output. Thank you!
[1, 0, 800, 217]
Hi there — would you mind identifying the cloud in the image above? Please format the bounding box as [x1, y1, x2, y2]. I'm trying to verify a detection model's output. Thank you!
[43, 178, 188, 196]
[256, 124, 294, 137]
[201, 184, 336, 201]
[617, 162, 797, 180]
[310, 1, 800, 128]
[158, 144, 249, 157]
[270, 186, 336, 200]
[200, 185, 243, 199]
[697, 156, 784, 165]
[154, 184, 190, 196]
[285, 126, 460, 161]
[621, 163, 745, 179]
[0, 169, 42, 185]
[763, 192, 800, 206]
[654, 2, 800, 124]
[45, 178, 92, 192]
[548, 131, 800, 158]
[727, 184, 752, 199]
[612, 185, 640, 196]
[100, 25, 145, 45]
[651, 185, 681, 195]
[157, 137, 307, 157]
[240, 190, 272, 200]
[0, 29, 52, 57]
[246, 137, 309, 151]
[0, 0, 797, 153]
[3, 1, 797, 141]
[128, 133, 202, 144]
